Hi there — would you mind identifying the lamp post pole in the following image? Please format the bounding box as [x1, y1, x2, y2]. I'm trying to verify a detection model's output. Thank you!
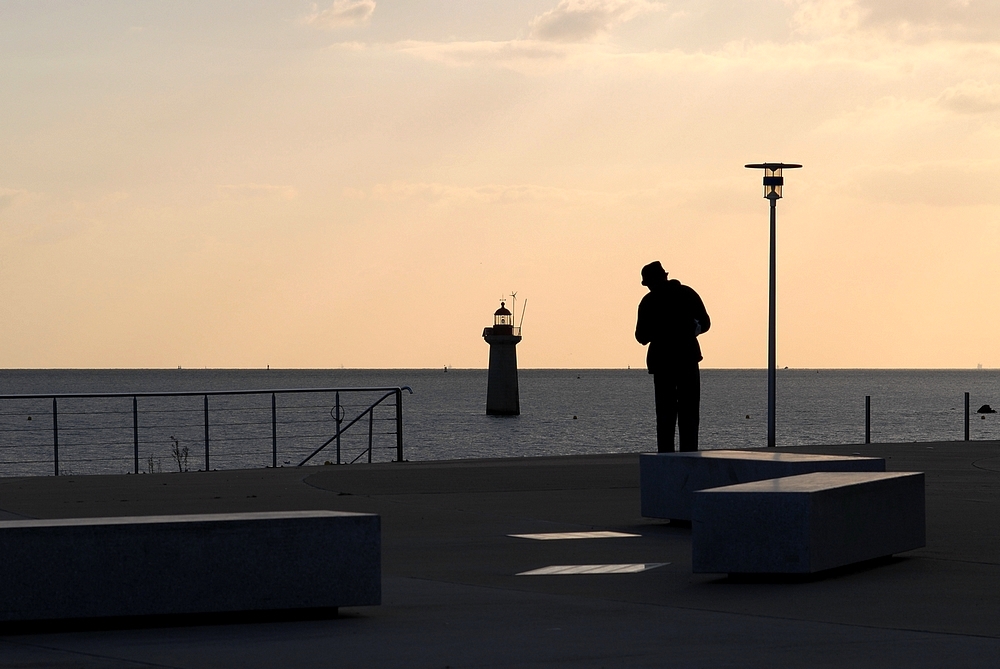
[746, 162, 802, 448]
[767, 194, 777, 448]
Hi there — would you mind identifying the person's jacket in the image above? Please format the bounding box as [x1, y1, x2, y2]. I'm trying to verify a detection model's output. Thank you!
[635, 279, 710, 373]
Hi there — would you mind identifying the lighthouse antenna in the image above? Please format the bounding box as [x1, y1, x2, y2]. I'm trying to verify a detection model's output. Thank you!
[510, 291, 517, 325]
[518, 299, 527, 330]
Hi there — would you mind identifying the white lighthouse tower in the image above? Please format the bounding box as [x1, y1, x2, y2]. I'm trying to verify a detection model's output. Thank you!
[483, 301, 522, 415]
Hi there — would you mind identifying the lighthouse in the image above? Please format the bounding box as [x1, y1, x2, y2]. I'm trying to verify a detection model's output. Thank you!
[483, 301, 522, 415]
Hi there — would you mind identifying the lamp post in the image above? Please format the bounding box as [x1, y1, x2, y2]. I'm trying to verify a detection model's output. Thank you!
[745, 162, 802, 448]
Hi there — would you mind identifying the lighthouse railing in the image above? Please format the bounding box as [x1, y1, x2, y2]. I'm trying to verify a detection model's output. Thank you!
[0, 386, 413, 477]
[482, 327, 521, 337]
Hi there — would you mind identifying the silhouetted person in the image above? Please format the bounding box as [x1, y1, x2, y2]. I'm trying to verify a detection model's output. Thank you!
[635, 261, 710, 452]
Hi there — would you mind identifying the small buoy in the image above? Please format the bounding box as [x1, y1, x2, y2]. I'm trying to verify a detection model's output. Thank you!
[573, 415, 577, 420]
[26, 416, 31, 421]
[745, 415, 750, 419]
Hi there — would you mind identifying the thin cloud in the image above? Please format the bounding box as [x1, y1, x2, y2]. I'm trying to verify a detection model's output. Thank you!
[363, 179, 744, 211]
[0, 187, 27, 212]
[393, 39, 573, 69]
[818, 77, 1000, 140]
[217, 184, 299, 201]
[788, 0, 866, 37]
[816, 95, 940, 137]
[384, 0, 1000, 74]
[845, 161, 1000, 207]
[347, 0, 663, 71]
[938, 80, 1000, 114]
[529, 0, 663, 43]
[306, 0, 376, 29]
[27, 217, 91, 245]
[367, 181, 625, 207]
[788, 0, 1000, 40]
[859, 0, 1000, 35]
[325, 41, 368, 51]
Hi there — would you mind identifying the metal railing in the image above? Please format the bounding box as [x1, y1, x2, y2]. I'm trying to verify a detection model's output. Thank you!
[0, 386, 412, 477]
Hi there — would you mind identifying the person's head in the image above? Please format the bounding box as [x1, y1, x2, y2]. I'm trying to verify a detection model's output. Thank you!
[641, 261, 668, 288]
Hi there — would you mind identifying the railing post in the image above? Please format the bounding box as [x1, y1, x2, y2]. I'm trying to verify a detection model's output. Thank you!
[865, 395, 870, 444]
[395, 388, 403, 462]
[965, 391, 970, 441]
[368, 408, 374, 464]
[133, 396, 139, 474]
[335, 391, 341, 465]
[52, 398, 59, 476]
[272, 392, 277, 468]
[204, 394, 210, 471]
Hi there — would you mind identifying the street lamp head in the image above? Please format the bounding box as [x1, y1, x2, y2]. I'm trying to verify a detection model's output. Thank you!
[745, 162, 802, 200]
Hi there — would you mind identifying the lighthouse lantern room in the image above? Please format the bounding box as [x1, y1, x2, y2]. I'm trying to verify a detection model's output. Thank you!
[493, 303, 513, 333]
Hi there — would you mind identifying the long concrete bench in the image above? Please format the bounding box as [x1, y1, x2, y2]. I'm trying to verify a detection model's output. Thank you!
[640, 450, 885, 521]
[691, 471, 925, 574]
[0, 510, 380, 623]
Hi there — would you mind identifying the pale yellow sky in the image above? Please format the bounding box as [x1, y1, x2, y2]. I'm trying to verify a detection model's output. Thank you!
[1, 0, 998, 369]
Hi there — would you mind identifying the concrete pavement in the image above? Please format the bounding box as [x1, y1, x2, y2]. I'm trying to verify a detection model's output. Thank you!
[0, 441, 998, 668]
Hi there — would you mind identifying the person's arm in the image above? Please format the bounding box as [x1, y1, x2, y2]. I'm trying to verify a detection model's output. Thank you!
[635, 297, 652, 345]
[690, 288, 710, 335]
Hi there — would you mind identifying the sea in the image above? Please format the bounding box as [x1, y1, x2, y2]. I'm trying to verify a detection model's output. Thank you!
[0, 368, 997, 477]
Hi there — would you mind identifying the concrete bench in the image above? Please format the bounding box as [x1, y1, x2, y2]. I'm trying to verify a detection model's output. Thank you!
[0, 510, 380, 623]
[640, 450, 885, 521]
[691, 472, 925, 574]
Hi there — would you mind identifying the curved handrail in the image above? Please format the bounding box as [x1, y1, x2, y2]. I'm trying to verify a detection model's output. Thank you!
[297, 387, 413, 466]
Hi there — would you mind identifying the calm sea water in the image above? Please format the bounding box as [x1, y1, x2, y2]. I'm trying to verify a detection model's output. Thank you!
[0, 369, 997, 477]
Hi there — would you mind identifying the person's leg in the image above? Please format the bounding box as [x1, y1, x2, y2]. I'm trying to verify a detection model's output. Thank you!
[653, 373, 678, 453]
[676, 362, 701, 452]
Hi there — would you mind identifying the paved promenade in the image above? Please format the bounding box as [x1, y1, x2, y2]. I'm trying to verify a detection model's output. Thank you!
[1, 441, 998, 668]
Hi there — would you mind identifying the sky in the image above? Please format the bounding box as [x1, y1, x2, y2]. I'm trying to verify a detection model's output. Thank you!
[1, 0, 998, 369]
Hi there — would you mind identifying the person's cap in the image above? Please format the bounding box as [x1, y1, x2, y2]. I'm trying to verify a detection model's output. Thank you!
[641, 261, 667, 286]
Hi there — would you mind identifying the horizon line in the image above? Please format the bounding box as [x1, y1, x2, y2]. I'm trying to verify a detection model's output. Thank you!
[0, 367, 995, 372]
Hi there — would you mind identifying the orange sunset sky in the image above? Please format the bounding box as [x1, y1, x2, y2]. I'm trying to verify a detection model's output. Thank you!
[1, 1, 998, 369]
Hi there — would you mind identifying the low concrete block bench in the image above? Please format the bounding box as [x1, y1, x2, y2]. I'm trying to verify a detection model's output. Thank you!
[691, 472, 925, 574]
[0, 510, 380, 623]
[640, 450, 885, 521]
